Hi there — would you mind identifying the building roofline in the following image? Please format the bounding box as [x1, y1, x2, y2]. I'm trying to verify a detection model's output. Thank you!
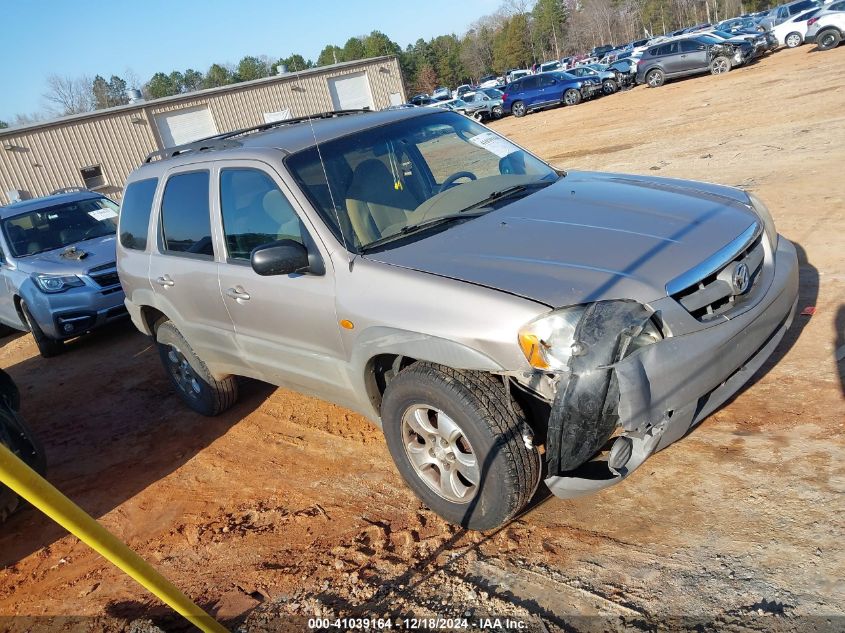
[0, 55, 399, 137]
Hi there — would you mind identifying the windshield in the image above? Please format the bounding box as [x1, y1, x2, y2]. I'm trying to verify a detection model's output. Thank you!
[697, 34, 723, 44]
[2, 197, 118, 257]
[286, 111, 558, 251]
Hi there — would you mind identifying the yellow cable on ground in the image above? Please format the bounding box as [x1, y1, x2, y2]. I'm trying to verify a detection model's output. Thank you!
[0, 442, 228, 633]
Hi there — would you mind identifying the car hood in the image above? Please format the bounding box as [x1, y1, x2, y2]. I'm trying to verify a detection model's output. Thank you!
[365, 171, 758, 307]
[14, 235, 117, 275]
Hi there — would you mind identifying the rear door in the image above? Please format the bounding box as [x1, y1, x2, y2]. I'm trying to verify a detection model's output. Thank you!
[525, 76, 546, 107]
[213, 160, 347, 397]
[147, 166, 241, 368]
[660, 42, 684, 74]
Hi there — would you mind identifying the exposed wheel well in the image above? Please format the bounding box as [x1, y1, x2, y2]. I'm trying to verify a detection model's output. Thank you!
[12, 296, 25, 326]
[365, 355, 550, 447]
[140, 306, 168, 335]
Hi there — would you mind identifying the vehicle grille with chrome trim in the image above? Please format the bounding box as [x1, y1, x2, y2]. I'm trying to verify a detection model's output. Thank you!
[670, 232, 765, 322]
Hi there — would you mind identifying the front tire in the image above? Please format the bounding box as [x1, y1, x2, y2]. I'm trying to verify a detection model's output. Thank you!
[381, 362, 541, 531]
[563, 88, 582, 106]
[156, 321, 238, 416]
[491, 105, 503, 119]
[710, 56, 732, 75]
[20, 301, 63, 358]
[601, 79, 617, 95]
[511, 101, 526, 117]
[785, 32, 802, 48]
[817, 29, 842, 51]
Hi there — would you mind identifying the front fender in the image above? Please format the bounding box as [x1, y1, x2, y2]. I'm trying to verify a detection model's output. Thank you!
[349, 326, 506, 424]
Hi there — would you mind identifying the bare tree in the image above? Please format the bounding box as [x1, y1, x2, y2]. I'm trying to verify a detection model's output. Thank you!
[42, 74, 94, 116]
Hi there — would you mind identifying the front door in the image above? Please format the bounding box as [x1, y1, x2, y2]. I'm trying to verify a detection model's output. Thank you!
[212, 161, 347, 397]
[678, 40, 709, 72]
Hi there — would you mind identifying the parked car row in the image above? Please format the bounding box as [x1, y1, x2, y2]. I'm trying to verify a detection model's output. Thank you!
[405, 0, 843, 120]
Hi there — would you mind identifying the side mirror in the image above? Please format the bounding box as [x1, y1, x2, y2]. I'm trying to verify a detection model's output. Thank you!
[250, 239, 310, 276]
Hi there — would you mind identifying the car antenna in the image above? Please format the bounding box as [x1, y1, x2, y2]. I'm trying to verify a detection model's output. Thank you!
[290, 60, 357, 272]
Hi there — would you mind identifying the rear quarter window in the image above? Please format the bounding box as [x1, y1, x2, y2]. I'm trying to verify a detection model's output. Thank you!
[119, 178, 158, 250]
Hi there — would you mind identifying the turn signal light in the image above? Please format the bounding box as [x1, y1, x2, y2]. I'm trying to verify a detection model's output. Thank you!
[517, 333, 550, 370]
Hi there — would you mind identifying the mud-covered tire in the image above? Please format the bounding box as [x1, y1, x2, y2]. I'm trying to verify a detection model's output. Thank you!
[710, 56, 732, 75]
[156, 321, 238, 416]
[645, 68, 665, 87]
[381, 362, 541, 531]
[20, 301, 64, 358]
[816, 29, 842, 51]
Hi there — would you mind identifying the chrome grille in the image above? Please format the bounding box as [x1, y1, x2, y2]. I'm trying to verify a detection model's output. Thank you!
[669, 228, 765, 322]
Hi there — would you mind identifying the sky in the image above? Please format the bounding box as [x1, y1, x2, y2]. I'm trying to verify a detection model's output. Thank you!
[0, 0, 501, 121]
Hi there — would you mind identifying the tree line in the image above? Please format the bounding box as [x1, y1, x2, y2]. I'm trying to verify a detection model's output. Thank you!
[2, 0, 778, 127]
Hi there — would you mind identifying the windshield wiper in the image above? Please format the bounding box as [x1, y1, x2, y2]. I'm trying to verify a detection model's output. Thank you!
[360, 211, 486, 253]
[457, 181, 552, 214]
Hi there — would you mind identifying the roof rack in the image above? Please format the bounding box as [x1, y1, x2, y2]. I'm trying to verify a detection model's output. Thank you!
[143, 109, 372, 163]
[50, 186, 90, 195]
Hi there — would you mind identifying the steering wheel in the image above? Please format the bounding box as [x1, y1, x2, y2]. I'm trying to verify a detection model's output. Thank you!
[438, 171, 477, 193]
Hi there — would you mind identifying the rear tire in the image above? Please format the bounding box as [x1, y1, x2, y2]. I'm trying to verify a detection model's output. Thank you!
[785, 32, 802, 48]
[817, 29, 842, 51]
[511, 101, 526, 117]
[156, 321, 238, 416]
[710, 56, 732, 75]
[381, 362, 541, 531]
[645, 68, 665, 87]
[20, 301, 64, 358]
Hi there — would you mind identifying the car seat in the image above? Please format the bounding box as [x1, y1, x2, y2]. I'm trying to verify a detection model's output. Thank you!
[344, 159, 417, 245]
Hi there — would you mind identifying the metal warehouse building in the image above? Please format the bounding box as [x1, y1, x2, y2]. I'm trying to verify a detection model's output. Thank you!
[0, 56, 405, 204]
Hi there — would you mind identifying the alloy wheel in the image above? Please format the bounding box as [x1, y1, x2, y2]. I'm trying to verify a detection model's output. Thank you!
[712, 58, 730, 74]
[786, 33, 801, 47]
[167, 346, 202, 399]
[401, 405, 479, 504]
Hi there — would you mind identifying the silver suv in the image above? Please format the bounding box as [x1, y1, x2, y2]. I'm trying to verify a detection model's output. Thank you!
[0, 190, 126, 357]
[117, 109, 799, 530]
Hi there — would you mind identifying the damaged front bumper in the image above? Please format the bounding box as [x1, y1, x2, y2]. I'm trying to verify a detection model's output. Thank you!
[543, 236, 799, 498]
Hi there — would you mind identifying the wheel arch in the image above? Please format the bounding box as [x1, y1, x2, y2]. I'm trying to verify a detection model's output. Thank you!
[353, 327, 505, 417]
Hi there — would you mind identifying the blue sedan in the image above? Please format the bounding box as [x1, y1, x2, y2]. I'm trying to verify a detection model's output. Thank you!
[502, 71, 601, 117]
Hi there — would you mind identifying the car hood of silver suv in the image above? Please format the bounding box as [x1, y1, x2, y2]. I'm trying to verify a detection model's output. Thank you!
[365, 171, 758, 307]
[13, 235, 117, 276]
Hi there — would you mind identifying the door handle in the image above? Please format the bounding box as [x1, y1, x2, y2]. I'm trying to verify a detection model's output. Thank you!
[155, 275, 174, 287]
[225, 286, 250, 301]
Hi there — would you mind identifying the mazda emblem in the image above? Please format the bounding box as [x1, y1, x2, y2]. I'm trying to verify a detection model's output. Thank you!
[732, 262, 750, 294]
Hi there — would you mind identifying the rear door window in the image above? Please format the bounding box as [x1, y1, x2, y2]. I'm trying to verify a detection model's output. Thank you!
[520, 76, 540, 90]
[119, 178, 158, 250]
[160, 171, 214, 258]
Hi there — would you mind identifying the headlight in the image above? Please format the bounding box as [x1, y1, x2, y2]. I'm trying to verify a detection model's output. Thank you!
[747, 192, 777, 251]
[517, 303, 663, 370]
[518, 305, 586, 370]
[33, 274, 85, 293]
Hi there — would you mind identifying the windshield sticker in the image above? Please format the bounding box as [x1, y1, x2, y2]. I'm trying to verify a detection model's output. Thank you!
[88, 209, 118, 221]
[469, 132, 520, 158]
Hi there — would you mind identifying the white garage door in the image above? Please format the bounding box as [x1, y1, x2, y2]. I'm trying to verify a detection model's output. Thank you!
[328, 72, 374, 111]
[155, 105, 218, 147]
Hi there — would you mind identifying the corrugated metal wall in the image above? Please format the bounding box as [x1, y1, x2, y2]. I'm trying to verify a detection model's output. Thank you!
[0, 57, 404, 204]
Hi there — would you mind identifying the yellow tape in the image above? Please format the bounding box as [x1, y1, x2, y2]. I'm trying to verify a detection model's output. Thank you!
[0, 442, 228, 633]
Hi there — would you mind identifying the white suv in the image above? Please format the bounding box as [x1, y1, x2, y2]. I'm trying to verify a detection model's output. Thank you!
[806, 7, 845, 48]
